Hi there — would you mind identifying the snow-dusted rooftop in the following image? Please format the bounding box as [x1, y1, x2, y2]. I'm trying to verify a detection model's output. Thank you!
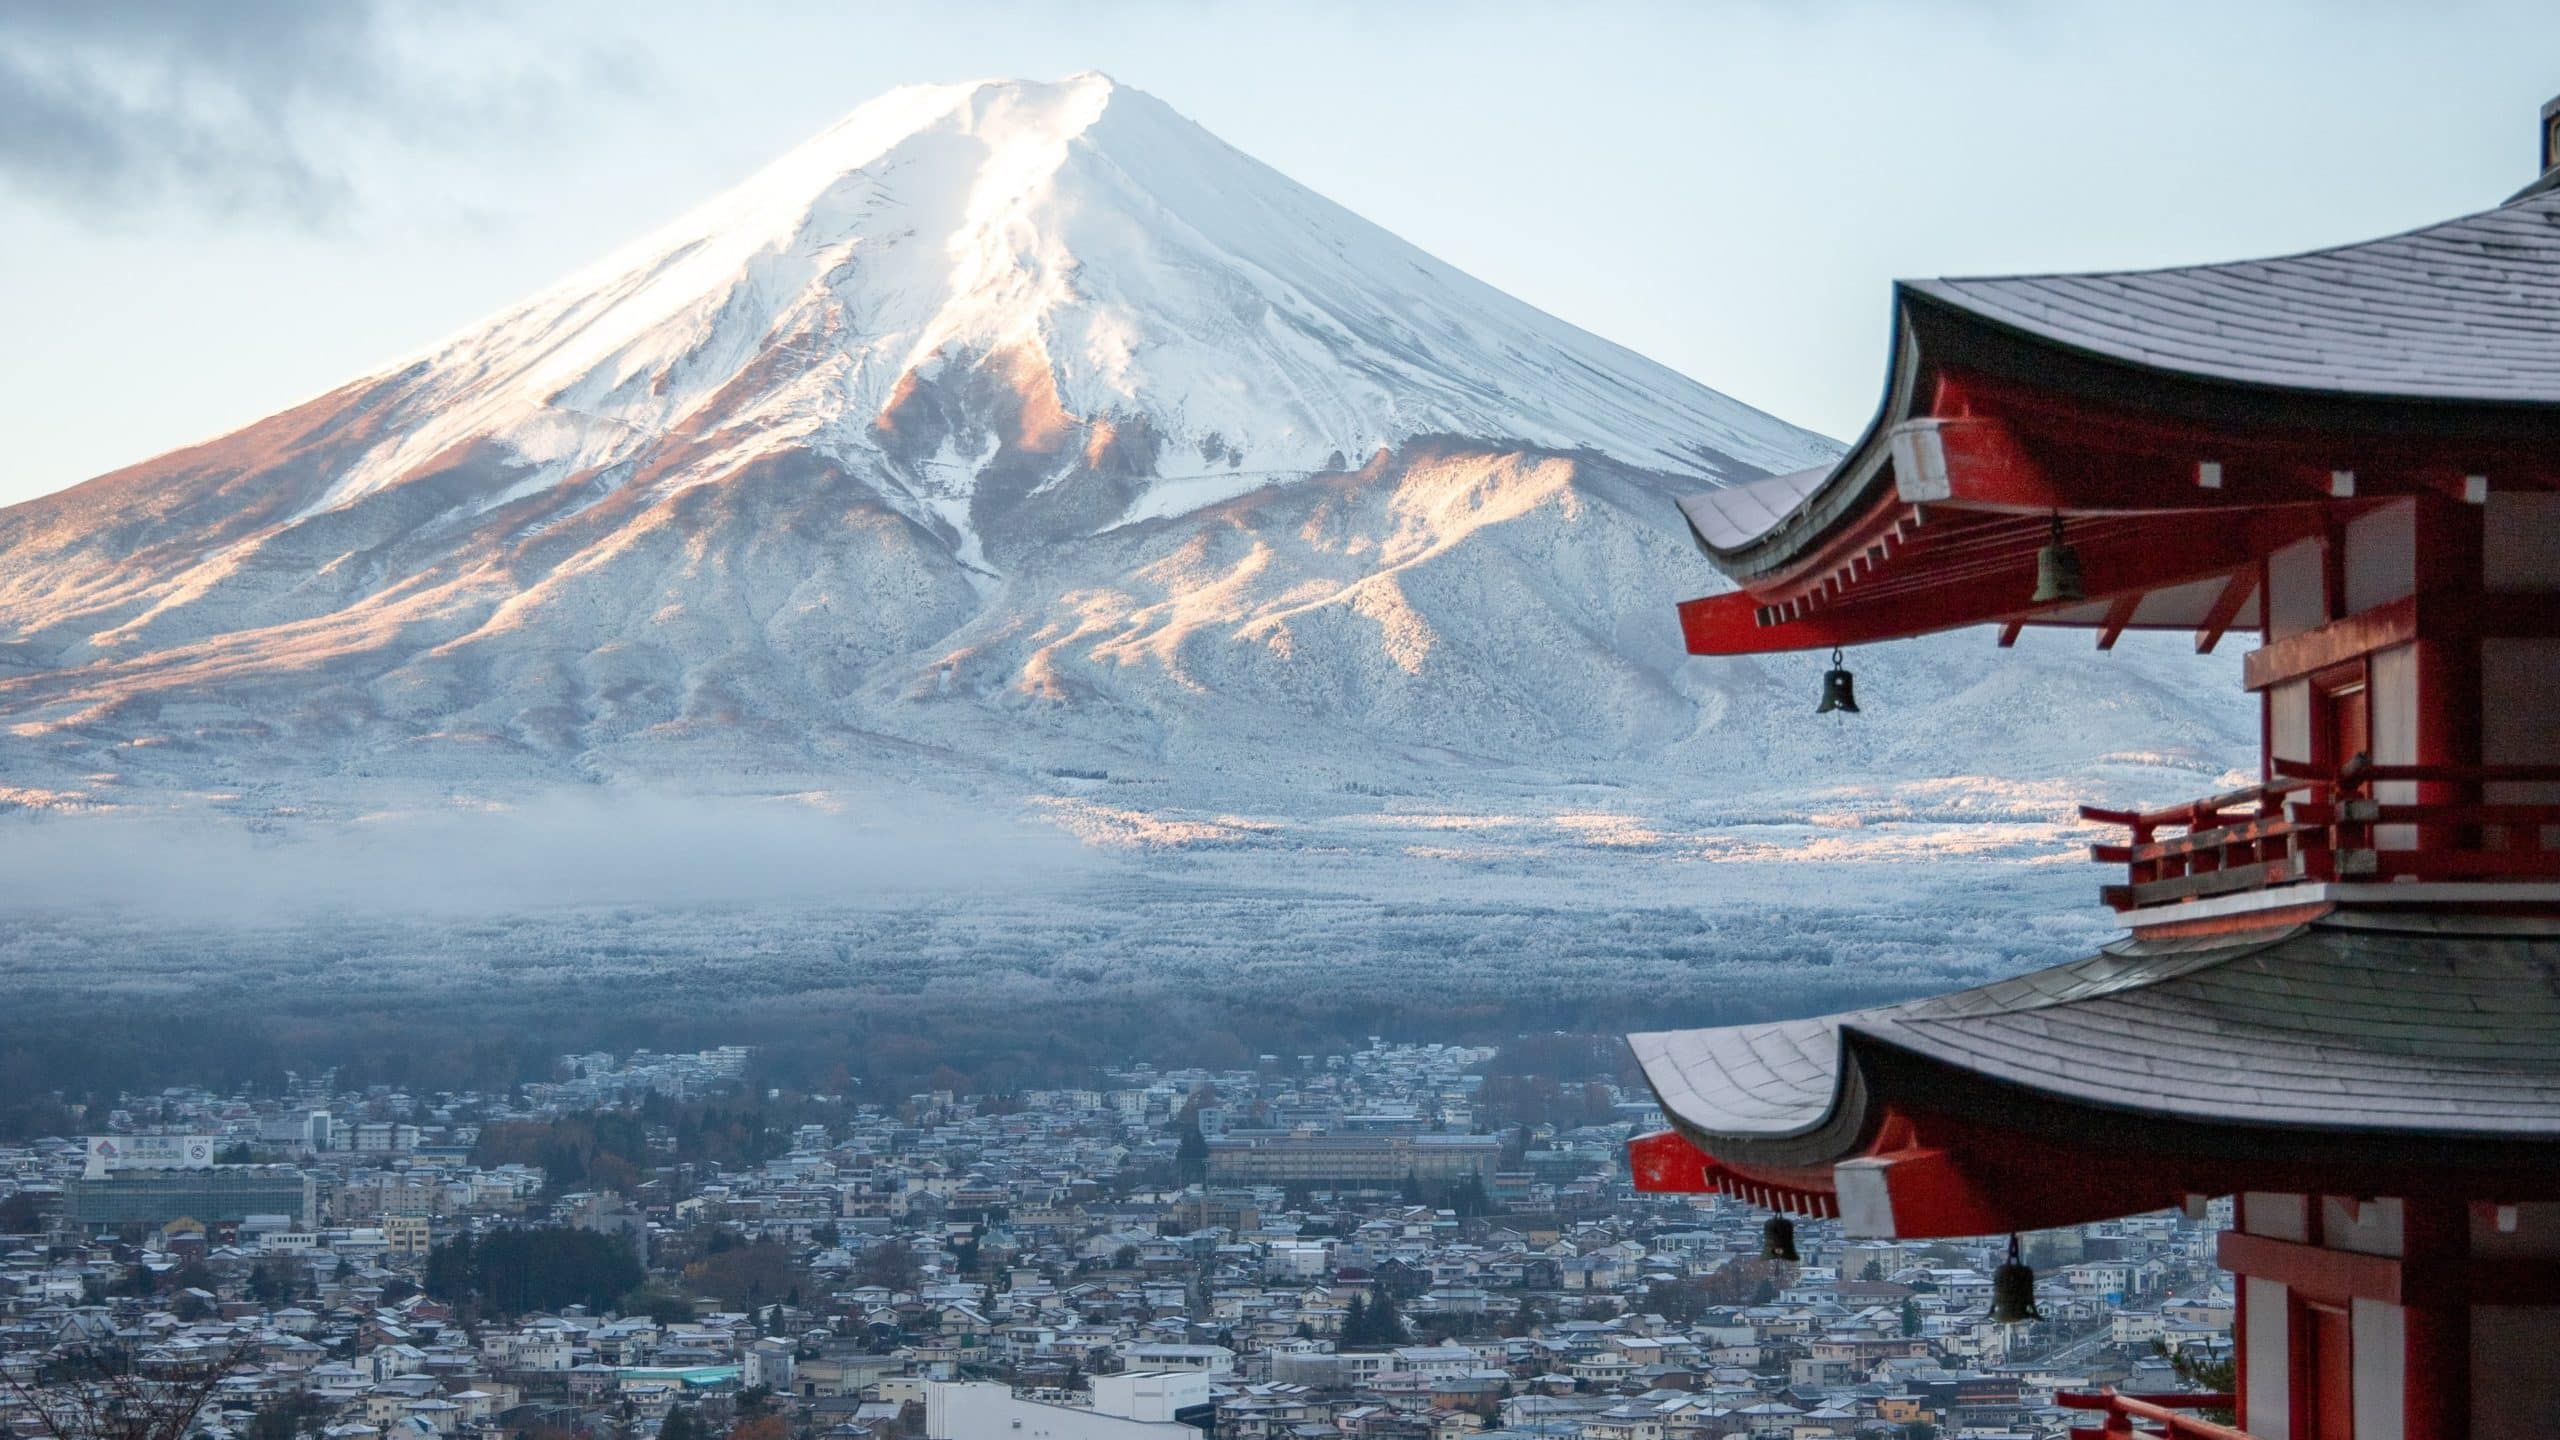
[1681, 186, 2560, 563]
[1912, 186, 2560, 404]
[1632, 914, 2560, 1149]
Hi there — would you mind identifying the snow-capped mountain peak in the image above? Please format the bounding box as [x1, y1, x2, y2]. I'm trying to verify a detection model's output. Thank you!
[304, 73, 1832, 555]
[0, 73, 2058, 818]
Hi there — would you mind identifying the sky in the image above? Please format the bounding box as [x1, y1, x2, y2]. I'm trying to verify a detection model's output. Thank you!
[1, 0, 2555, 509]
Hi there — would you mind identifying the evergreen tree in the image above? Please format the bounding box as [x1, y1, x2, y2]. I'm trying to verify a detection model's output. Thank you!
[1368, 1280, 1407, 1345]
[1342, 1293, 1370, 1347]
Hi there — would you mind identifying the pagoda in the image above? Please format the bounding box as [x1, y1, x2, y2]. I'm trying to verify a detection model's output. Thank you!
[1627, 99, 2560, 1439]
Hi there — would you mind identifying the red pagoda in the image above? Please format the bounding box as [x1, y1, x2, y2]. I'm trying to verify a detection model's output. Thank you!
[1627, 101, 2560, 1439]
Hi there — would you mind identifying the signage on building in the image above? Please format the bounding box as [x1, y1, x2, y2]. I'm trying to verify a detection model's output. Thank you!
[85, 1134, 217, 1177]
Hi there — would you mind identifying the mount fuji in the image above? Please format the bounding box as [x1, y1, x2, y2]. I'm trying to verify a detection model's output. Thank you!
[0, 74, 2251, 974]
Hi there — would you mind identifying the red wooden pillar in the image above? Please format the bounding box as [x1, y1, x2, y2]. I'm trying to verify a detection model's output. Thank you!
[2401, 1197, 2471, 1440]
[2230, 1194, 2252, 1435]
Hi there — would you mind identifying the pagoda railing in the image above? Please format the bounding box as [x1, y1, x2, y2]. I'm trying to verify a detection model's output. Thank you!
[2083, 758, 2560, 913]
[2058, 1390, 2250, 1440]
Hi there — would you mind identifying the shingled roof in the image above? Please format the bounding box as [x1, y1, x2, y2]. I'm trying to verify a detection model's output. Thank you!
[1680, 186, 2560, 567]
[1631, 914, 2560, 1159]
[1911, 187, 2560, 406]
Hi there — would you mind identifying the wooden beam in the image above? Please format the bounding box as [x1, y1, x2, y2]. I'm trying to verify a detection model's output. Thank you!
[2241, 594, 2418, 690]
[1996, 620, 2022, 648]
[2216, 1230, 2401, 1307]
[2195, 570, 2257, 654]
[2095, 595, 2141, 651]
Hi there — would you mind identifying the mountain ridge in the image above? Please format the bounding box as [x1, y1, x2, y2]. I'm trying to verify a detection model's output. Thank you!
[0, 75, 2252, 842]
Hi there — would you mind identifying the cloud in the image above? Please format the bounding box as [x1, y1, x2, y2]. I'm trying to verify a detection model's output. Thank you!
[0, 1, 644, 225]
[0, 788, 1099, 921]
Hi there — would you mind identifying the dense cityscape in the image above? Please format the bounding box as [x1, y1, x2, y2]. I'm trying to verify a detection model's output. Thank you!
[0, 1042, 2233, 1440]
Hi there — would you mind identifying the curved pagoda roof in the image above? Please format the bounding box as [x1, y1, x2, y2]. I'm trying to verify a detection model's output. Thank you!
[1911, 191, 2560, 407]
[1678, 186, 2560, 650]
[1629, 914, 2560, 1237]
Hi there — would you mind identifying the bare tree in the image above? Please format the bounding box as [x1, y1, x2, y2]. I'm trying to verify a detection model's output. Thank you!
[2, 1343, 252, 1440]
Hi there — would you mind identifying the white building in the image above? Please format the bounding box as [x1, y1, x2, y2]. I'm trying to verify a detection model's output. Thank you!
[1091, 1372, 1211, 1424]
[923, 1383, 1199, 1440]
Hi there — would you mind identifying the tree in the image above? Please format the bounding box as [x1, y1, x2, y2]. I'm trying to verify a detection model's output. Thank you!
[684, 1241, 799, 1311]
[1175, 1121, 1209, 1185]
[248, 1258, 299, 1305]
[1, 1350, 249, 1440]
[425, 1226, 642, 1318]
[658, 1408, 701, 1440]
[858, 1240, 919, 1293]
[248, 1394, 325, 1440]
[1367, 1282, 1408, 1346]
[1111, 1245, 1141, 1271]
[2153, 1341, 2237, 1424]
[1899, 1297, 1922, 1338]
[0, 1189, 45, 1233]
[1342, 1293, 1370, 1347]
[622, 1284, 698, 1326]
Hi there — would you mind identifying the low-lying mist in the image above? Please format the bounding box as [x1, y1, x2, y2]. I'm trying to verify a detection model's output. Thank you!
[0, 787, 1099, 920]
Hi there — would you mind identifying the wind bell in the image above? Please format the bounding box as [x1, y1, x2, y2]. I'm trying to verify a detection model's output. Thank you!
[1815, 648, 1859, 715]
[1988, 1233, 2043, 1323]
[1760, 1213, 1799, 1263]
[2031, 512, 2086, 605]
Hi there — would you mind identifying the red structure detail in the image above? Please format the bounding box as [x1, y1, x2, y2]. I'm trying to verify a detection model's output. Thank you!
[2057, 1391, 2249, 1440]
[2081, 758, 2560, 912]
[1645, 147, 2560, 1440]
[1625, 1128, 1721, 1193]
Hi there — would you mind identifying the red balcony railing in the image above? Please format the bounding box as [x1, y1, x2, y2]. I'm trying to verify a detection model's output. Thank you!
[2082, 759, 2560, 913]
[2058, 1390, 2250, 1439]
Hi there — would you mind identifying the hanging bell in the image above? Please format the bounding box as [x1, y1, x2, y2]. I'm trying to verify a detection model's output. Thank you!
[1760, 1214, 1799, 1263]
[1989, 1234, 2042, 1323]
[2031, 514, 2085, 605]
[1814, 649, 1859, 715]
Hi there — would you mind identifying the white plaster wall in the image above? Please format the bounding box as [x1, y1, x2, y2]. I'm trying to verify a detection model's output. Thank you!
[2473, 1306, 2560, 1438]
[2483, 641, 2560, 839]
[2484, 492, 2560, 590]
[2269, 684, 2313, 768]
[2473, 1201, 2560, 1258]
[2345, 501, 2416, 615]
[2369, 644, 2421, 850]
[2246, 1192, 2310, 1243]
[2324, 1196, 2405, 1258]
[2244, 1275, 2292, 1437]
[2352, 1298, 2406, 1440]
[2269, 538, 2328, 637]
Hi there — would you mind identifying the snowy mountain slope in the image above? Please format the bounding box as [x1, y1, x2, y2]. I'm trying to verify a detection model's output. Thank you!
[0, 73, 2254, 844]
[300, 73, 1833, 552]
